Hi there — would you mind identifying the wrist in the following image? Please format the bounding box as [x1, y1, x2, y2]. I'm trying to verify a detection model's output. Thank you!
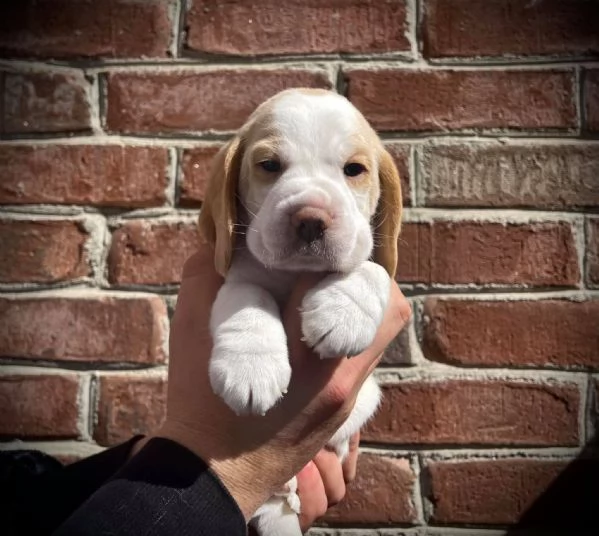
[150, 420, 278, 519]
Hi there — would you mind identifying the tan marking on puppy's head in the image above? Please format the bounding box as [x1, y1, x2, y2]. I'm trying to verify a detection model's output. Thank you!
[198, 88, 402, 277]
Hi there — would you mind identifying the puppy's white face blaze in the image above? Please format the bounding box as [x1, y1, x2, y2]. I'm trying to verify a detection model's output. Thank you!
[239, 90, 381, 272]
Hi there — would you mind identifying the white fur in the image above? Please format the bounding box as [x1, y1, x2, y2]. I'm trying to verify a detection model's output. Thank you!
[301, 261, 390, 359]
[208, 90, 390, 535]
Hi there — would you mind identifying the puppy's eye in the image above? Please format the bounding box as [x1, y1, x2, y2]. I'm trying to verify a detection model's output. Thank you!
[343, 162, 366, 177]
[259, 159, 281, 173]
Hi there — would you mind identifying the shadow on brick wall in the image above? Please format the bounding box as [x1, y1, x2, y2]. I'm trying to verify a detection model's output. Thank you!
[507, 434, 599, 535]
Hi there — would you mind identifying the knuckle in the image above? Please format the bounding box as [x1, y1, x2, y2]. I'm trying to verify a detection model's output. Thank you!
[323, 380, 354, 415]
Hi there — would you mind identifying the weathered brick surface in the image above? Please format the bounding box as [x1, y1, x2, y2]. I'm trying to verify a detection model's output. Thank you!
[0, 1, 173, 59]
[186, 0, 410, 57]
[426, 459, 566, 525]
[0, 145, 169, 207]
[1, 70, 91, 134]
[585, 69, 599, 132]
[0, 219, 90, 284]
[423, 0, 599, 59]
[588, 218, 599, 286]
[108, 221, 199, 285]
[179, 146, 221, 207]
[397, 221, 579, 286]
[423, 299, 599, 369]
[323, 454, 416, 525]
[94, 374, 167, 447]
[1, 1, 598, 531]
[420, 143, 599, 209]
[384, 143, 411, 207]
[0, 373, 80, 439]
[105, 69, 332, 134]
[346, 69, 576, 132]
[0, 295, 167, 364]
[363, 380, 580, 446]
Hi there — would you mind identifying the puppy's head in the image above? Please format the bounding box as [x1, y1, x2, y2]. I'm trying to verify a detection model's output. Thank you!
[199, 88, 402, 277]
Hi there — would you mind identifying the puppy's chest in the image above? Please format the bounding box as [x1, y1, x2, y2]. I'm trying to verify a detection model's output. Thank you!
[226, 250, 299, 307]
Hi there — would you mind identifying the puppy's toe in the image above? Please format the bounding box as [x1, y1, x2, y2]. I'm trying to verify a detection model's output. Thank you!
[209, 347, 291, 416]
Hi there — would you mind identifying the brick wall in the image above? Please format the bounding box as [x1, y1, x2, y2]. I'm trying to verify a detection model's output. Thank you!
[0, 1, 598, 534]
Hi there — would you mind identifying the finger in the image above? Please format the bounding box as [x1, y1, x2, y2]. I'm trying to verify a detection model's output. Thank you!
[313, 449, 346, 506]
[173, 247, 223, 325]
[341, 432, 360, 483]
[181, 243, 220, 279]
[297, 461, 329, 532]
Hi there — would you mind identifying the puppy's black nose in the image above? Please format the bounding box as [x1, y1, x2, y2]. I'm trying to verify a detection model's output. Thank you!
[296, 218, 325, 243]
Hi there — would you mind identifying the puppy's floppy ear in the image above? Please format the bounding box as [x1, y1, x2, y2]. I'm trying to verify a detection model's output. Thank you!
[372, 148, 402, 278]
[198, 136, 244, 276]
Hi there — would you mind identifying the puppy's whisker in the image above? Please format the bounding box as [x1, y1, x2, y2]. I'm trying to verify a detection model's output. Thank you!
[236, 195, 258, 218]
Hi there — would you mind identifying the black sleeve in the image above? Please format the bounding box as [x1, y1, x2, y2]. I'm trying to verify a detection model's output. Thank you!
[52, 437, 247, 536]
[3, 436, 142, 536]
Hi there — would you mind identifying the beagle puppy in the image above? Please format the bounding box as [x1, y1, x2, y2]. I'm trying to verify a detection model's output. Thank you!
[199, 88, 402, 535]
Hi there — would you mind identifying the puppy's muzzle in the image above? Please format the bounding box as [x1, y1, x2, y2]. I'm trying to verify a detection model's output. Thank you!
[291, 207, 333, 244]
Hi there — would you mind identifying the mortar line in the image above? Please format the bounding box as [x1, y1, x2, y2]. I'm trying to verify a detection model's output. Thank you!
[77, 372, 92, 441]
[3, 132, 599, 146]
[170, 0, 185, 59]
[359, 445, 583, 459]
[2, 204, 597, 221]
[411, 144, 422, 207]
[3, 55, 598, 72]
[406, 0, 419, 61]
[411, 453, 426, 525]
[574, 65, 583, 136]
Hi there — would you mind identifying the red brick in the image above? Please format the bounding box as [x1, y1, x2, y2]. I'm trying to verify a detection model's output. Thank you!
[2, 70, 91, 134]
[423, 298, 599, 369]
[585, 69, 599, 132]
[397, 221, 579, 287]
[105, 69, 332, 134]
[426, 458, 566, 525]
[179, 146, 221, 207]
[108, 220, 199, 286]
[0, 373, 80, 439]
[0, 295, 167, 364]
[0, 145, 168, 207]
[420, 143, 599, 209]
[423, 0, 599, 59]
[0, 1, 172, 59]
[363, 379, 580, 446]
[94, 374, 167, 447]
[0, 219, 90, 284]
[346, 69, 576, 132]
[323, 454, 416, 525]
[588, 218, 599, 286]
[384, 143, 411, 207]
[186, 0, 409, 56]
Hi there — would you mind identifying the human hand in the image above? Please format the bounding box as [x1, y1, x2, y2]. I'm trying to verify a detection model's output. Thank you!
[296, 432, 360, 531]
[147, 245, 411, 520]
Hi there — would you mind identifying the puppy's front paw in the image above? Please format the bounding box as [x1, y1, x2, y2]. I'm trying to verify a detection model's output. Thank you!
[301, 261, 390, 358]
[209, 342, 291, 416]
[209, 283, 291, 416]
